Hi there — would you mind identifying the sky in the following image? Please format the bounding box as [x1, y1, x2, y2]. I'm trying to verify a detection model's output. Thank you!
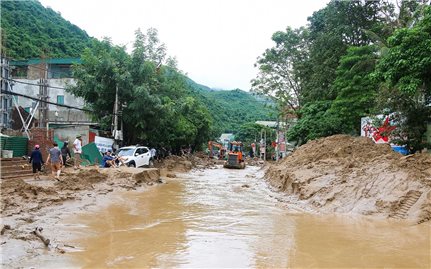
[39, 0, 329, 91]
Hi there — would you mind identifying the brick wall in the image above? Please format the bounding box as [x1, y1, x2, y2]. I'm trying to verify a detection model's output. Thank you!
[28, 128, 54, 158]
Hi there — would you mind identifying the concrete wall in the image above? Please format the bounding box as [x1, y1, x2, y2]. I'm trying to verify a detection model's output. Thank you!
[27, 64, 46, 80]
[53, 125, 90, 146]
[12, 78, 92, 122]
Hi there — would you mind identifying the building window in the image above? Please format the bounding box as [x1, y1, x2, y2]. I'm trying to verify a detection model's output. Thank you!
[57, 95, 64, 105]
[24, 107, 31, 113]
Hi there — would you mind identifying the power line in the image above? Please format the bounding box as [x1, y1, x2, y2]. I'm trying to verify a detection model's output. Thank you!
[9, 79, 68, 90]
[1, 89, 92, 112]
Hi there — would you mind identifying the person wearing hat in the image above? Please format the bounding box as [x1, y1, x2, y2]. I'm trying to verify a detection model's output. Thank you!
[73, 134, 83, 169]
[29, 144, 44, 180]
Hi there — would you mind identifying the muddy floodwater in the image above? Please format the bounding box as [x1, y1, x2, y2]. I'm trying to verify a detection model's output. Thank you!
[64, 166, 429, 268]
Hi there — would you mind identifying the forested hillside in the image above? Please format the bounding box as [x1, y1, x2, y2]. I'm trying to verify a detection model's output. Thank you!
[253, 0, 431, 152]
[1, 0, 92, 59]
[187, 84, 275, 134]
[1, 0, 274, 148]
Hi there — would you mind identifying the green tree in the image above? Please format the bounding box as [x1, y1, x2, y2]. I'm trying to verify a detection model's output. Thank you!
[376, 6, 431, 151]
[69, 31, 213, 151]
[71, 39, 132, 130]
[1, 0, 92, 59]
[235, 122, 274, 153]
[251, 27, 308, 115]
[300, 0, 385, 102]
[326, 45, 379, 134]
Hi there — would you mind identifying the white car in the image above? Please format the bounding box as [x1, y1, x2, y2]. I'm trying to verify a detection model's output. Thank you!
[116, 146, 154, 168]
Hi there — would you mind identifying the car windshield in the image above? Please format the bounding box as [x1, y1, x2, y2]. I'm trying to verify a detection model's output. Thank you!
[117, 148, 135, 157]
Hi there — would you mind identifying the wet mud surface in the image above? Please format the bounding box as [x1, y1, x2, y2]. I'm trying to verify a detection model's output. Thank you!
[6, 166, 425, 268]
[1, 152, 430, 268]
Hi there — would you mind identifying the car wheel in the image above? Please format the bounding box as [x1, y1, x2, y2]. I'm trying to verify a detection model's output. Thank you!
[128, 162, 136, 168]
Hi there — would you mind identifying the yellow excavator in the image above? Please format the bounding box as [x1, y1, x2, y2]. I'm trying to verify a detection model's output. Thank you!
[223, 141, 246, 169]
[208, 141, 226, 159]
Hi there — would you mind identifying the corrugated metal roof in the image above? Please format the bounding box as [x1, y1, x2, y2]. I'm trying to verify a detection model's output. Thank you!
[10, 58, 82, 66]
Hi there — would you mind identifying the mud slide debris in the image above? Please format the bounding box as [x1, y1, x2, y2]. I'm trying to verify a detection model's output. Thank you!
[265, 135, 431, 224]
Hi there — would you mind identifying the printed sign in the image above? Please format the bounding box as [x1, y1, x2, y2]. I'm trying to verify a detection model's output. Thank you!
[95, 136, 114, 153]
[361, 116, 396, 144]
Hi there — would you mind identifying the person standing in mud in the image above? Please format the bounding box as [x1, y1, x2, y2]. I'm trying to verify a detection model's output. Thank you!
[29, 144, 44, 180]
[61, 141, 71, 169]
[46, 142, 63, 180]
[73, 134, 83, 169]
[150, 147, 156, 161]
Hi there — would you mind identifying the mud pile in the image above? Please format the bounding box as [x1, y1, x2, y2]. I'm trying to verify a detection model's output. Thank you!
[266, 135, 431, 223]
[1, 167, 162, 217]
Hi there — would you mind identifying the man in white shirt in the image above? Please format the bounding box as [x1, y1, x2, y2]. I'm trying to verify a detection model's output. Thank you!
[73, 134, 83, 169]
[150, 147, 156, 161]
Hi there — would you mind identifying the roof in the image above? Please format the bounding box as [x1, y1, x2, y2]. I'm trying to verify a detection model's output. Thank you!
[10, 58, 82, 66]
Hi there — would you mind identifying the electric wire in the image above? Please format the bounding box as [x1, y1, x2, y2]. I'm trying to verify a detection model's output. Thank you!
[1, 89, 92, 112]
[8, 79, 68, 90]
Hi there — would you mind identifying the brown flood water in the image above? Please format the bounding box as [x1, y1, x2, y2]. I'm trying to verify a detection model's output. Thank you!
[66, 166, 430, 268]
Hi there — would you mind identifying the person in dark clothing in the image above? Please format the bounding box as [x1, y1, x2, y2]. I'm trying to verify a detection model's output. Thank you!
[61, 141, 71, 167]
[29, 144, 44, 180]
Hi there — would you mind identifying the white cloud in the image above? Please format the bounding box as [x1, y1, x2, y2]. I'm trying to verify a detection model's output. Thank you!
[40, 0, 328, 90]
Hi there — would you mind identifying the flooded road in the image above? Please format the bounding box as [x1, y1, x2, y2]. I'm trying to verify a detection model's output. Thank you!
[67, 166, 430, 268]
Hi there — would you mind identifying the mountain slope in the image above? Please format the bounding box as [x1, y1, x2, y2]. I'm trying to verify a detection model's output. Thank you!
[1, 0, 92, 59]
[187, 82, 276, 134]
[1, 0, 275, 137]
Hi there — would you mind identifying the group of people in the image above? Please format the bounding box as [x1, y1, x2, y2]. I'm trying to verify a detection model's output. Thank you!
[101, 150, 125, 168]
[28, 134, 83, 180]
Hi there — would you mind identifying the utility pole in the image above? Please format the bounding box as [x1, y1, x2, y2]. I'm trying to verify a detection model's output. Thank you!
[38, 60, 49, 127]
[275, 116, 280, 161]
[112, 84, 122, 151]
[113, 85, 119, 138]
[260, 128, 266, 161]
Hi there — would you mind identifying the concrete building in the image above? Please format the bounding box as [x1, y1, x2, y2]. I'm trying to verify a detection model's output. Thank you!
[10, 58, 93, 125]
[0, 57, 13, 129]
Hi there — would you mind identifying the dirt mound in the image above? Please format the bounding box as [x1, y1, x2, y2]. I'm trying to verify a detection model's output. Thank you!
[131, 169, 160, 184]
[1, 179, 59, 215]
[266, 135, 431, 224]
[0, 167, 165, 217]
[57, 169, 106, 191]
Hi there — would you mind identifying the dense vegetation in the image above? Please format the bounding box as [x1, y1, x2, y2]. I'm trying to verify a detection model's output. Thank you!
[253, 0, 431, 152]
[1, 0, 275, 150]
[1, 0, 92, 59]
[186, 81, 275, 135]
[69, 28, 274, 151]
[69, 29, 213, 152]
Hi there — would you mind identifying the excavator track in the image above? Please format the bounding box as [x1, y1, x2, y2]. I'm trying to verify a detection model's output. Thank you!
[390, 190, 422, 219]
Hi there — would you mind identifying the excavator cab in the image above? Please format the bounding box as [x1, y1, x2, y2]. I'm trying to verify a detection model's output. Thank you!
[223, 141, 246, 169]
[208, 141, 226, 159]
